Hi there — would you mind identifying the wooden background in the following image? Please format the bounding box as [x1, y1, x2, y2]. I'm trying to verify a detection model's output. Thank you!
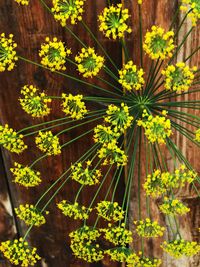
[0, 0, 199, 266]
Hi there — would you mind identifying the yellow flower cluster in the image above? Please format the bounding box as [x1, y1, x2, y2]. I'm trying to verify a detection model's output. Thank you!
[159, 197, 190, 215]
[106, 247, 137, 263]
[138, 0, 143, 4]
[128, 255, 162, 267]
[143, 26, 175, 60]
[144, 169, 167, 197]
[0, 238, 41, 266]
[19, 85, 52, 117]
[10, 162, 41, 187]
[168, 165, 197, 187]
[0, 124, 27, 154]
[14, 0, 29, 5]
[39, 37, 71, 71]
[137, 110, 172, 144]
[180, 0, 200, 26]
[161, 239, 200, 258]
[96, 201, 124, 222]
[194, 128, 200, 142]
[98, 140, 128, 166]
[61, 93, 88, 119]
[69, 226, 104, 262]
[52, 0, 86, 26]
[162, 62, 196, 92]
[118, 60, 145, 91]
[93, 125, 120, 144]
[57, 201, 91, 220]
[71, 161, 101, 185]
[134, 218, 165, 238]
[105, 103, 134, 133]
[35, 131, 61, 155]
[98, 4, 132, 39]
[15, 204, 47, 226]
[75, 47, 104, 78]
[0, 33, 18, 72]
[102, 224, 133, 246]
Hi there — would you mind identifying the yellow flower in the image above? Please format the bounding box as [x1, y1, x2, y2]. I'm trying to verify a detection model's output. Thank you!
[194, 128, 200, 142]
[39, 37, 71, 71]
[104, 103, 134, 133]
[159, 197, 190, 215]
[162, 62, 196, 92]
[75, 47, 104, 78]
[14, 0, 29, 5]
[51, 0, 86, 26]
[161, 239, 200, 258]
[61, 93, 88, 119]
[71, 161, 101, 185]
[180, 0, 200, 26]
[93, 124, 120, 144]
[137, 110, 172, 144]
[15, 204, 48, 226]
[138, 0, 143, 4]
[118, 61, 145, 91]
[19, 85, 52, 117]
[35, 131, 61, 156]
[98, 140, 128, 166]
[101, 224, 133, 246]
[10, 162, 41, 187]
[134, 218, 165, 238]
[127, 254, 162, 267]
[0, 124, 27, 154]
[57, 201, 91, 220]
[106, 247, 139, 263]
[96, 201, 124, 222]
[0, 238, 41, 266]
[98, 4, 132, 39]
[143, 26, 175, 60]
[0, 33, 18, 72]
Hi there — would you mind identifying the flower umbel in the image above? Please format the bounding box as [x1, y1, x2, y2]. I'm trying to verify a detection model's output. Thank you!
[14, 0, 29, 5]
[106, 247, 138, 263]
[0, 33, 18, 72]
[39, 37, 71, 71]
[96, 201, 124, 222]
[0, 238, 41, 267]
[35, 131, 61, 156]
[75, 47, 104, 78]
[57, 201, 91, 220]
[19, 85, 52, 117]
[99, 4, 132, 39]
[159, 197, 190, 215]
[0, 124, 27, 154]
[93, 125, 120, 144]
[143, 26, 175, 60]
[194, 128, 200, 142]
[134, 218, 165, 238]
[180, 0, 200, 26]
[61, 93, 88, 119]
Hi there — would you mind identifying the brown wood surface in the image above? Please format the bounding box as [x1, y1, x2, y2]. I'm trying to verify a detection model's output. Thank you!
[0, 0, 199, 267]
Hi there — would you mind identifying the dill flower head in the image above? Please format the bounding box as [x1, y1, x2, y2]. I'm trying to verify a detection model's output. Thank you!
[39, 37, 71, 72]
[61, 93, 88, 119]
[118, 61, 145, 91]
[98, 141, 128, 166]
[134, 218, 165, 238]
[93, 125, 120, 144]
[159, 197, 190, 216]
[102, 224, 133, 246]
[180, 0, 200, 26]
[57, 201, 91, 220]
[127, 254, 162, 267]
[0, 238, 41, 267]
[0, 33, 18, 72]
[161, 239, 200, 258]
[137, 110, 172, 144]
[104, 103, 134, 133]
[14, 0, 29, 5]
[71, 161, 101, 185]
[194, 128, 200, 142]
[162, 62, 197, 92]
[15, 204, 47, 226]
[96, 201, 124, 222]
[138, 0, 143, 4]
[69, 226, 104, 262]
[106, 247, 138, 263]
[19, 85, 52, 117]
[10, 162, 42, 187]
[51, 0, 86, 26]
[98, 4, 132, 39]
[143, 26, 175, 60]
[143, 169, 167, 198]
[0, 124, 27, 154]
[75, 47, 104, 78]
[35, 131, 61, 156]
